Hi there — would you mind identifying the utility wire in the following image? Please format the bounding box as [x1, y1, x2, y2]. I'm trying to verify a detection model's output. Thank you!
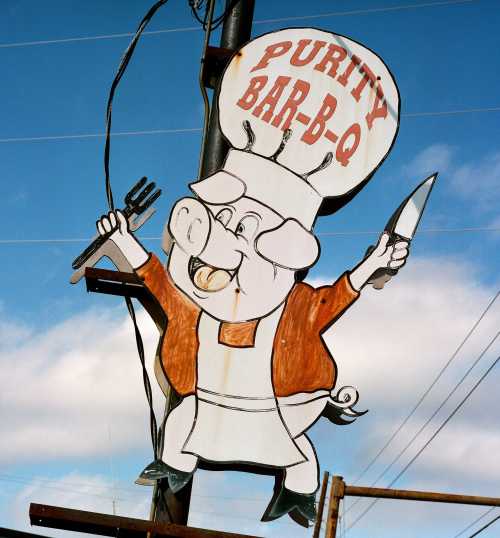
[467, 515, 500, 537]
[347, 351, 500, 532]
[369, 332, 498, 485]
[0, 0, 479, 49]
[453, 508, 497, 538]
[254, 0, 478, 25]
[2, 107, 500, 144]
[1, 227, 499, 245]
[0, 128, 201, 143]
[347, 331, 499, 519]
[352, 291, 500, 485]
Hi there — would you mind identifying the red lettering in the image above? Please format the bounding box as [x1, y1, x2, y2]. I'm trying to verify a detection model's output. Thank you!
[253, 76, 291, 123]
[250, 41, 293, 72]
[290, 39, 327, 67]
[236, 76, 268, 111]
[336, 123, 361, 167]
[337, 54, 361, 87]
[351, 63, 377, 102]
[365, 84, 388, 129]
[271, 79, 310, 130]
[314, 44, 347, 78]
[301, 93, 337, 145]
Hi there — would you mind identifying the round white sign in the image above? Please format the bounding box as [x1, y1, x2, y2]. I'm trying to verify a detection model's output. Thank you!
[218, 28, 400, 199]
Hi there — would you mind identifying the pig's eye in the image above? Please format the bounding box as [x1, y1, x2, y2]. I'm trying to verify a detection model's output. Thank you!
[215, 208, 233, 227]
[236, 215, 259, 241]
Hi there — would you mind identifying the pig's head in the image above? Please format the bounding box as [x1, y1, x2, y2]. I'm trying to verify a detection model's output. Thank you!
[165, 152, 321, 322]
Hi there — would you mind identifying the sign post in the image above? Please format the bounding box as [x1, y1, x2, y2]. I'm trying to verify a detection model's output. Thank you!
[325, 477, 500, 538]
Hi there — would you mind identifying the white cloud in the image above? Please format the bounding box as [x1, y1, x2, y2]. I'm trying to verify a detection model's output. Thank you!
[404, 144, 500, 218]
[451, 151, 500, 213]
[312, 256, 499, 496]
[403, 143, 454, 178]
[5, 472, 150, 537]
[1, 255, 499, 538]
[0, 305, 166, 463]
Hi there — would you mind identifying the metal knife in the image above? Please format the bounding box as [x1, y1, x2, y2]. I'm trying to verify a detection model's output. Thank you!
[368, 173, 438, 289]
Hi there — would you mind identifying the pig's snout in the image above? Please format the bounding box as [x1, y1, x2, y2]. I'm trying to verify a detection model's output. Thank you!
[169, 198, 210, 257]
[168, 198, 242, 272]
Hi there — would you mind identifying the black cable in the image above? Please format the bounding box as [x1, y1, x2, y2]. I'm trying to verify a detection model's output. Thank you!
[104, 0, 168, 210]
[347, 352, 500, 532]
[352, 291, 500, 485]
[190, 0, 240, 31]
[468, 515, 500, 537]
[367, 331, 499, 488]
[102, 0, 169, 462]
[453, 508, 496, 537]
[125, 296, 159, 456]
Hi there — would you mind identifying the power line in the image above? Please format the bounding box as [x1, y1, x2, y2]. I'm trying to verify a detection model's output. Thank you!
[1, 107, 499, 144]
[0, 127, 201, 143]
[467, 515, 500, 537]
[369, 332, 498, 486]
[0, 473, 268, 503]
[254, 0, 478, 25]
[403, 107, 500, 117]
[0, 27, 199, 49]
[318, 226, 500, 237]
[0, 226, 498, 246]
[352, 291, 500, 485]
[0, 0, 478, 49]
[346, 351, 500, 532]
[454, 508, 497, 538]
[0, 474, 133, 502]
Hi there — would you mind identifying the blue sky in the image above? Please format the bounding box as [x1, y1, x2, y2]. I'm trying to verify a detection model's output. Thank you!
[1, 1, 499, 537]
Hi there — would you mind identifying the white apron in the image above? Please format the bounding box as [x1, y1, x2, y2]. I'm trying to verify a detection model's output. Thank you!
[182, 306, 307, 467]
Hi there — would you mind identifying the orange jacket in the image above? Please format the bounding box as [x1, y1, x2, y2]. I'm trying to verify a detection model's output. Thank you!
[136, 254, 359, 398]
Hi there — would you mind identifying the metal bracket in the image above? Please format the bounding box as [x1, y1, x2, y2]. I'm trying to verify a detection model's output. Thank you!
[202, 46, 234, 89]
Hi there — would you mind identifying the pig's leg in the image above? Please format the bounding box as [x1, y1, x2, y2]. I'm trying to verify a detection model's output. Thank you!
[162, 395, 198, 473]
[262, 434, 318, 524]
[284, 434, 319, 494]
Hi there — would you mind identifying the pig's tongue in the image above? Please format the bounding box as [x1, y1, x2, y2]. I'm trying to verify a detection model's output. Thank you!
[193, 265, 232, 292]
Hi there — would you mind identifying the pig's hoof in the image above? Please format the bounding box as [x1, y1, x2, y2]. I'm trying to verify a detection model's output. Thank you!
[135, 459, 193, 493]
[135, 459, 170, 485]
[261, 487, 316, 527]
[167, 467, 194, 494]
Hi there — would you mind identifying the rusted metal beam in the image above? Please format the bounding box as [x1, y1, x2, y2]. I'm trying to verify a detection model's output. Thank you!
[84, 267, 166, 330]
[29, 504, 262, 538]
[325, 476, 345, 538]
[344, 485, 500, 507]
[312, 471, 329, 538]
[85, 267, 144, 297]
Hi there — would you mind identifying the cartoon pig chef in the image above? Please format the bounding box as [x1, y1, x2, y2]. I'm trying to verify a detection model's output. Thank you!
[96, 29, 405, 525]
[96, 147, 408, 524]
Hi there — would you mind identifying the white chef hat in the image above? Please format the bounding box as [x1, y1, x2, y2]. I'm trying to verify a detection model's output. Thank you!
[190, 28, 400, 230]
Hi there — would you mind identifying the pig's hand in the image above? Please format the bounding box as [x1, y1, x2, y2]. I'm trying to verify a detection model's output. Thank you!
[97, 210, 149, 269]
[349, 232, 409, 292]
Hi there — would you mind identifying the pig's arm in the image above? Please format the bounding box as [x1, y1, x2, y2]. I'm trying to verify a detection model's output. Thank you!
[96, 210, 149, 269]
[348, 232, 409, 292]
[97, 210, 175, 320]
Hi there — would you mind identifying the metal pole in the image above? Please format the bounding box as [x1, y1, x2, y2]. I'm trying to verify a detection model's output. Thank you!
[325, 476, 345, 538]
[153, 0, 255, 525]
[30, 503, 263, 538]
[200, 0, 255, 178]
[344, 485, 500, 507]
[312, 471, 330, 538]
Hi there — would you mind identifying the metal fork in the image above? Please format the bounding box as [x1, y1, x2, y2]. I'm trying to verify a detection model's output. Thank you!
[71, 177, 161, 272]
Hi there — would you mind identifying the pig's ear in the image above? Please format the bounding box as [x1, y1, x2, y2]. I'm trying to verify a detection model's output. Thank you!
[189, 171, 246, 204]
[255, 219, 320, 270]
[162, 219, 173, 255]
